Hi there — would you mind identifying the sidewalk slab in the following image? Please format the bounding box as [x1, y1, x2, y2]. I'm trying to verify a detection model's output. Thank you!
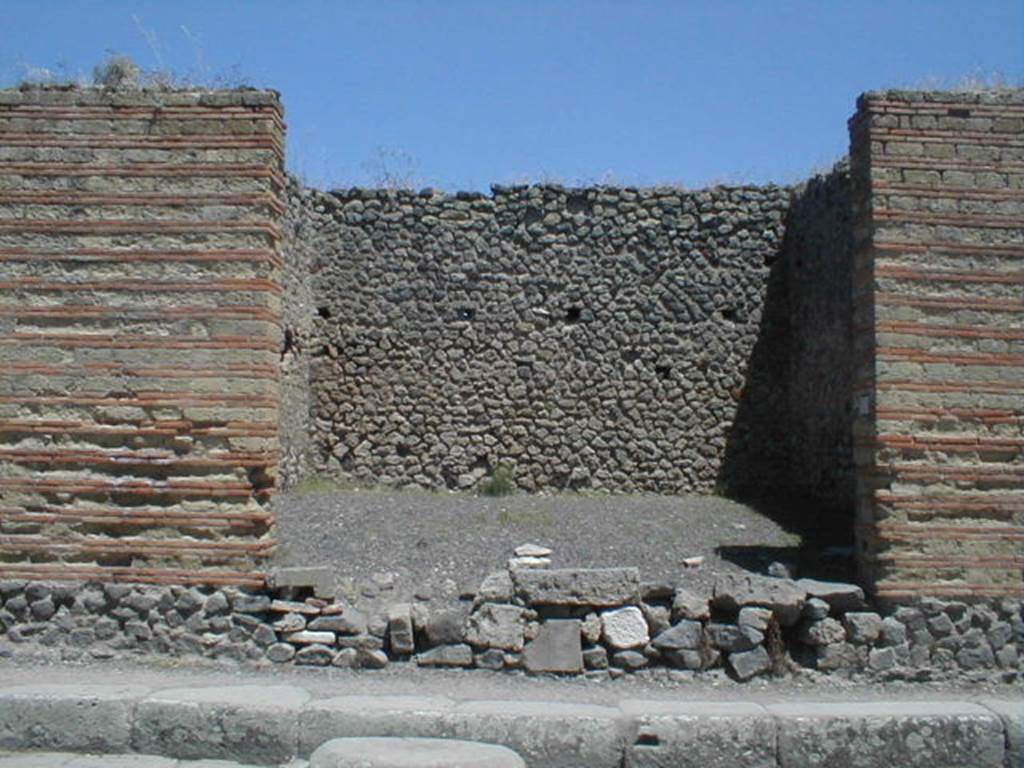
[979, 698, 1024, 768]
[0, 685, 149, 755]
[309, 737, 525, 767]
[767, 701, 1005, 768]
[620, 700, 775, 768]
[448, 700, 626, 768]
[132, 686, 310, 766]
[298, 696, 456, 755]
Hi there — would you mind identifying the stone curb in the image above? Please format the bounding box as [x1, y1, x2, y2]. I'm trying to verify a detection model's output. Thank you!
[0, 752, 309, 767]
[0, 684, 1020, 768]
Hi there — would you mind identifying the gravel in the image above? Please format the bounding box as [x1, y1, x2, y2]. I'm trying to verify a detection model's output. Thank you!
[270, 488, 851, 606]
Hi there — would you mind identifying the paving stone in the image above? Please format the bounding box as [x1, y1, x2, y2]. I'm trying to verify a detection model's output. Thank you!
[309, 736, 525, 767]
[524, 619, 583, 674]
[513, 568, 640, 607]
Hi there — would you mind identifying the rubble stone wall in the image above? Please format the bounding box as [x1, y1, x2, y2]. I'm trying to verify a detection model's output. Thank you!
[1, 565, 1019, 682]
[850, 90, 1024, 604]
[0, 86, 285, 586]
[289, 182, 822, 497]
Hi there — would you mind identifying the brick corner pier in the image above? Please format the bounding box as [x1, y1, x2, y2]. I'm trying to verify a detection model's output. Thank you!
[0, 85, 285, 588]
[849, 88, 1024, 605]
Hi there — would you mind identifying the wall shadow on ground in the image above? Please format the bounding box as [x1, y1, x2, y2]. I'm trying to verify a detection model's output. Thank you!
[717, 166, 856, 571]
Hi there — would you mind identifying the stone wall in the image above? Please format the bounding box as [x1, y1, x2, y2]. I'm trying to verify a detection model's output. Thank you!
[850, 90, 1024, 603]
[0, 86, 285, 586]
[293, 183, 803, 495]
[2, 562, 1019, 681]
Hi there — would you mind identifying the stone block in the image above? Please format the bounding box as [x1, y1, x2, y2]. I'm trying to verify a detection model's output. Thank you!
[423, 609, 468, 646]
[524, 619, 583, 674]
[388, 603, 415, 655]
[513, 568, 640, 607]
[309, 610, 366, 635]
[621, 700, 775, 768]
[132, 685, 310, 764]
[980, 698, 1022, 768]
[843, 612, 882, 644]
[465, 604, 526, 652]
[449, 700, 625, 768]
[267, 567, 335, 599]
[712, 574, 805, 626]
[601, 607, 649, 650]
[651, 620, 703, 651]
[0, 684, 145, 754]
[728, 646, 771, 680]
[798, 617, 846, 646]
[308, 736, 526, 767]
[671, 588, 710, 621]
[298, 695, 455, 755]
[770, 701, 1004, 768]
[796, 579, 866, 612]
[416, 644, 474, 667]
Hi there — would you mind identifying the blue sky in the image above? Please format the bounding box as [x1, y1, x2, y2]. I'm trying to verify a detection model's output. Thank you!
[2, 1, 1022, 191]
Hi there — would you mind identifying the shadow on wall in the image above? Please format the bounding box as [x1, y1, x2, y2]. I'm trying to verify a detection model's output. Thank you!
[718, 164, 856, 553]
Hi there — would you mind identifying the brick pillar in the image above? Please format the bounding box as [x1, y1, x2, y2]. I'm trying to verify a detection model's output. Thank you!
[849, 89, 1024, 604]
[0, 86, 286, 587]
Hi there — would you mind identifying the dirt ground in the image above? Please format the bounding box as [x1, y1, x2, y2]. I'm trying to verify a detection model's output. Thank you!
[270, 487, 853, 607]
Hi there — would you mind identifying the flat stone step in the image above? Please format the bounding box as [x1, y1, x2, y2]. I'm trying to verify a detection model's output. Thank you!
[0, 752, 308, 768]
[309, 737, 526, 768]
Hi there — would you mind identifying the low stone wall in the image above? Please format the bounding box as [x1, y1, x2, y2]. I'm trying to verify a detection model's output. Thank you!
[3, 561, 1019, 683]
